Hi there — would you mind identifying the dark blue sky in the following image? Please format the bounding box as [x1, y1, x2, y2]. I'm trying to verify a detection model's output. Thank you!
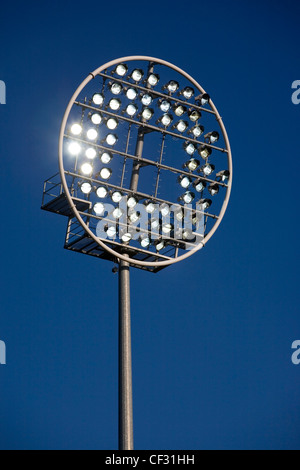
[0, 0, 300, 450]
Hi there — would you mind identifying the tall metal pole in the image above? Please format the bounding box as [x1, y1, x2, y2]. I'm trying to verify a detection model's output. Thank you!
[118, 256, 134, 450]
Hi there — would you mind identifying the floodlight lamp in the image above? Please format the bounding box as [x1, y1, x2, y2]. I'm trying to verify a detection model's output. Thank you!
[96, 186, 108, 198]
[81, 162, 93, 175]
[85, 148, 97, 159]
[198, 145, 212, 159]
[147, 73, 159, 86]
[205, 131, 219, 144]
[126, 104, 138, 116]
[68, 142, 81, 156]
[93, 202, 105, 216]
[159, 99, 171, 113]
[141, 93, 152, 106]
[71, 123, 82, 136]
[184, 158, 200, 172]
[140, 234, 150, 248]
[80, 181, 92, 194]
[216, 170, 230, 182]
[141, 107, 154, 121]
[150, 217, 160, 230]
[91, 113, 102, 125]
[109, 98, 121, 111]
[106, 134, 118, 146]
[173, 103, 186, 117]
[126, 88, 138, 100]
[198, 198, 212, 210]
[183, 141, 196, 156]
[127, 196, 138, 208]
[121, 232, 132, 243]
[115, 63, 128, 77]
[92, 93, 104, 106]
[100, 152, 113, 164]
[174, 120, 188, 133]
[87, 128, 98, 141]
[106, 117, 118, 130]
[158, 113, 173, 127]
[175, 208, 184, 222]
[188, 109, 201, 122]
[160, 203, 170, 217]
[193, 178, 206, 192]
[162, 223, 173, 234]
[189, 125, 204, 138]
[164, 80, 179, 93]
[112, 207, 124, 219]
[180, 86, 194, 100]
[128, 210, 140, 223]
[178, 175, 192, 189]
[190, 211, 201, 225]
[145, 201, 156, 214]
[182, 228, 194, 241]
[196, 93, 210, 106]
[179, 191, 195, 204]
[110, 82, 123, 95]
[105, 225, 117, 238]
[99, 168, 112, 180]
[130, 69, 144, 82]
[200, 163, 215, 176]
[208, 183, 219, 196]
[111, 191, 123, 203]
[155, 239, 165, 251]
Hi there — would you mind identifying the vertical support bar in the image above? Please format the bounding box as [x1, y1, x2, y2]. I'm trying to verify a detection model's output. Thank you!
[118, 256, 134, 450]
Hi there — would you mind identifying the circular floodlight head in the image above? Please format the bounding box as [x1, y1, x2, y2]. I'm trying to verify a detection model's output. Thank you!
[130, 69, 144, 82]
[86, 147, 97, 159]
[80, 181, 92, 194]
[93, 202, 105, 216]
[165, 80, 179, 93]
[112, 207, 124, 219]
[71, 123, 82, 135]
[199, 198, 212, 210]
[201, 163, 215, 176]
[100, 151, 113, 164]
[175, 120, 188, 133]
[181, 86, 194, 100]
[92, 93, 104, 106]
[109, 98, 121, 111]
[198, 145, 212, 160]
[127, 196, 138, 208]
[59, 55, 232, 270]
[115, 63, 128, 77]
[184, 158, 200, 172]
[87, 128, 98, 141]
[147, 73, 159, 86]
[126, 87, 138, 100]
[110, 82, 122, 95]
[68, 142, 81, 156]
[126, 104, 138, 116]
[99, 167, 112, 180]
[111, 191, 123, 203]
[197, 93, 210, 106]
[105, 133, 118, 146]
[188, 109, 201, 122]
[96, 186, 108, 198]
[141, 93, 152, 106]
[141, 107, 154, 121]
[90, 113, 102, 125]
[106, 117, 118, 130]
[81, 162, 93, 175]
[183, 141, 196, 156]
[159, 99, 171, 113]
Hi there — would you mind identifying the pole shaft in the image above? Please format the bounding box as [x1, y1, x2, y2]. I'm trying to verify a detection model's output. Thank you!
[118, 257, 134, 450]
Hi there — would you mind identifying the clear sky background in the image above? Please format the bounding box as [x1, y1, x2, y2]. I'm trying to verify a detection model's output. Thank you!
[0, 0, 299, 450]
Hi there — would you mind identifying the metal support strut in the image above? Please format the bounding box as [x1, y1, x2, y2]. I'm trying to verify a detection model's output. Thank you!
[118, 256, 134, 450]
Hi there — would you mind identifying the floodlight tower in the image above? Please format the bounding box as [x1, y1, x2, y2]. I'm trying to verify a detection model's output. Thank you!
[41, 56, 232, 450]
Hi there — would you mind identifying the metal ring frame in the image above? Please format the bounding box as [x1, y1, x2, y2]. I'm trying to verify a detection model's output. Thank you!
[59, 56, 233, 268]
